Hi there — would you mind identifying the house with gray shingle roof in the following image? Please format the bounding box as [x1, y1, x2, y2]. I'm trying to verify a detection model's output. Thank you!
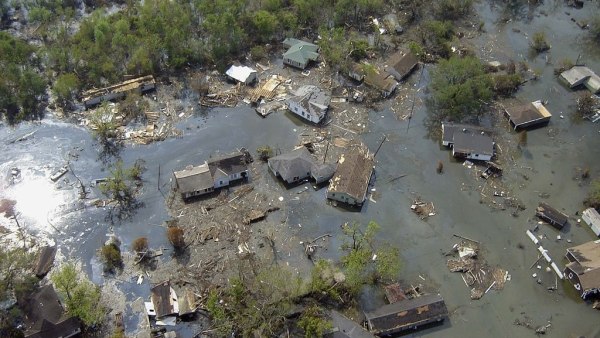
[268, 147, 335, 185]
[282, 38, 319, 70]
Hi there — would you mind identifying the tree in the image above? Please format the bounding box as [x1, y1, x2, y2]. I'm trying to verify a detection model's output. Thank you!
[99, 160, 145, 218]
[52, 263, 105, 327]
[252, 10, 279, 42]
[167, 226, 185, 253]
[434, 0, 473, 20]
[0, 247, 36, 303]
[429, 56, 493, 121]
[340, 221, 401, 294]
[89, 103, 121, 147]
[256, 145, 274, 161]
[53, 73, 80, 107]
[576, 93, 596, 117]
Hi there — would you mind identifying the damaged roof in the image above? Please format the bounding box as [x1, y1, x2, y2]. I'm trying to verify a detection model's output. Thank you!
[566, 240, 600, 292]
[173, 163, 214, 194]
[387, 51, 418, 80]
[151, 281, 177, 318]
[328, 146, 374, 202]
[560, 66, 600, 93]
[326, 310, 375, 338]
[287, 85, 331, 121]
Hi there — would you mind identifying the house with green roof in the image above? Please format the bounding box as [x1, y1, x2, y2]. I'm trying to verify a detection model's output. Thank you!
[282, 38, 319, 70]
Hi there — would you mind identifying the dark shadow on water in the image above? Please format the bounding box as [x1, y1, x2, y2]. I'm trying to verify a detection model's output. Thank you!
[97, 140, 124, 165]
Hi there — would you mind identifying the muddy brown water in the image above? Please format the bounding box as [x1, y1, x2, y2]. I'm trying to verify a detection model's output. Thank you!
[2, 1, 600, 337]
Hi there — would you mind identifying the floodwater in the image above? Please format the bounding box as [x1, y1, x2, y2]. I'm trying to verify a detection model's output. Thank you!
[1, 1, 600, 337]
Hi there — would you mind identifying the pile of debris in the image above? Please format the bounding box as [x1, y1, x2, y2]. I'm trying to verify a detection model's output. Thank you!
[410, 198, 436, 220]
[445, 239, 510, 300]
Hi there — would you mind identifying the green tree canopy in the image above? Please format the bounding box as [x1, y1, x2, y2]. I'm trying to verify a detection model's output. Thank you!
[429, 55, 493, 121]
[52, 263, 105, 327]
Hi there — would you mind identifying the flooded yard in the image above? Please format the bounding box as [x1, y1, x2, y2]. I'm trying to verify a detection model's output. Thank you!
[1, 1, 600, 337]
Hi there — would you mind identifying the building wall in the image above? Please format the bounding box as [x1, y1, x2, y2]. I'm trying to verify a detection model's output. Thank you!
[288, 100, 318, 123]
[452, 149, 492, 161]
[564, 266, 584, 296]
[284, 57, 307, 70]
[327, 191, 359, 206]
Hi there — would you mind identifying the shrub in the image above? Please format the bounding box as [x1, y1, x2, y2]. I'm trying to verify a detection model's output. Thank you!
[298, 305, 333, 337]
[256, 145, 274, 161]
[590, 15, 600, 44]
[584, 179, 600, 210]
[531, 32, 550, 53]
[250, 45, 267, 61]
[132, 237, 148, 256]
[434, 0, 474, 20]
[493, 73, 522, 97]
[100, 243, 122, 272]
[167, 227, 185, 252]
[576, 93, 596, 117]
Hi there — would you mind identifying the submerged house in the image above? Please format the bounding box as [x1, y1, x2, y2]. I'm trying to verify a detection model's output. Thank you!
[386, 51, 418, 81]
[225, 65, 257, 84]
[327, 146, 374, 207]
[208, 151, 250, 189]
[536, 203, 569, 230]
[286, 85, 331, 124]
[364, 294, 448, 335]
[441, 123, 494, 161]
[22, 285, 81, 338]
[560, 66, 600, 94]
[174, 150, 250, 200]
[173, 162, 214, 200]
[503, 100, 552, 130]
[282, 38, 319, 70]
[268, 147, 335, 185]
[582, 208, 600, 237]
[564, 240, 600, 299]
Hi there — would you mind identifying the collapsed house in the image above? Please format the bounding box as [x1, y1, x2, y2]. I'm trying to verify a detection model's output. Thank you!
[327, 146, 374, 207]
[385, 51, 418, 81]
[536, 203, 569, 230]
[145, 281, 197, 326]
[560, 66, 600, 94]
[363, 294, 448, 336]
[282, 38, 320, 70]
[564, 240, 600, 299]
[326, 310, 375, 338]
[363, 70, 398, 98]
[582, 207, 600, 237]
[503, 100, 552, 130]
[349, 63, 398, 98]
[22, 285, 81, 338]
[268, 147, 336, 185]
[286, 85, 331, 124]
[441, 123, 494, 161]
[225, 65, 258, 85]
[173, 150, 250, 200]
[82, 75, 156, 109]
